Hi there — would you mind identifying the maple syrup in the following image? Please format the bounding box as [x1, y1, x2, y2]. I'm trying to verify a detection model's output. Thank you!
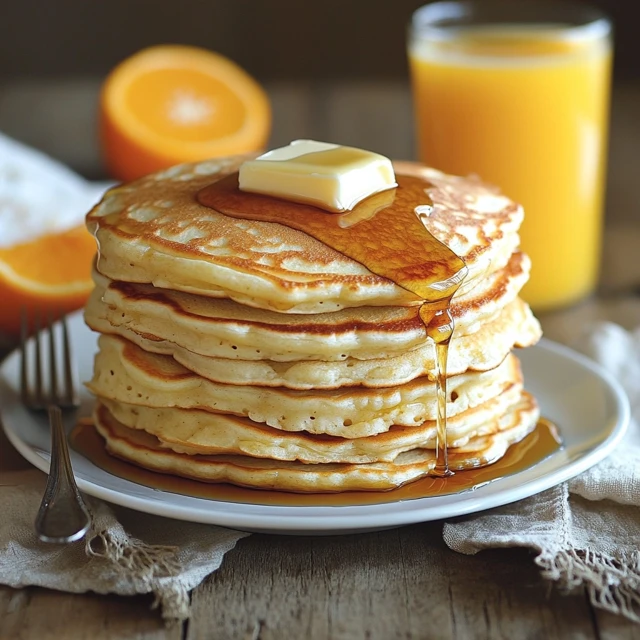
[70, 419, 562, 506]
[198, 172, 468, 474]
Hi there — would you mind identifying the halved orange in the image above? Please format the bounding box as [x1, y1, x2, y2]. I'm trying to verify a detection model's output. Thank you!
[0, 226, 96, 338]
[100, 45, 271, 182]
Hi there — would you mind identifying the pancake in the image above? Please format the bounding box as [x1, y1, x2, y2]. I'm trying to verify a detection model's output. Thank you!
[87, 295, 538, 389]
[85, 249, 536, 363]
[96, 379, 525, 463]
[94, 392, 539, 492]
[87, 158, 523, 313]
[87, 334, 523, 438]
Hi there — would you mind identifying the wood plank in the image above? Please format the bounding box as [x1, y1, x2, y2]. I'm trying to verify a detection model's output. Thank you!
[595, 608, 640, 640]
[186, 522, 597, 640]
[0, 586, 179, 640]
[440, 545, 595, 640]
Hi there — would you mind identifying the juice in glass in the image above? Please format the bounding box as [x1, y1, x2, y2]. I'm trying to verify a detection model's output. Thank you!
[408, 3, 612, 311]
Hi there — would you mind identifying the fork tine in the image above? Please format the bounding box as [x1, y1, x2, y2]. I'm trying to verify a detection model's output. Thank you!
[20, 307, 29, 405]
[61, 314, 78, 408]
[47, 310, 58, 406]
[34, 310, 45, 408]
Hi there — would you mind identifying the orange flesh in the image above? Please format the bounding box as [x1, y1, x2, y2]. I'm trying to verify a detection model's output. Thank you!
[0, 226, 96, 337]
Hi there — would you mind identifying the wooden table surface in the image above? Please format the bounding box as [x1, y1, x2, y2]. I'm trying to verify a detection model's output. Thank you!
[1, 81, 639, 639]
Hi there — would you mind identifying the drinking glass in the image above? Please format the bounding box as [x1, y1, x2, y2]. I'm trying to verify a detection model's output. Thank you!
[408, 1, 612, 311]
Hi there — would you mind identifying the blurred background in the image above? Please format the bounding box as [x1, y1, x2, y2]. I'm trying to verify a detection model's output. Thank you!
[0, 0, 638, 211]
[2, 0, 639, 82]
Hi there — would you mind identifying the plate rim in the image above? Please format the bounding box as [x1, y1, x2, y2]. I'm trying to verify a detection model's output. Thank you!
[0, 313, 631, 533]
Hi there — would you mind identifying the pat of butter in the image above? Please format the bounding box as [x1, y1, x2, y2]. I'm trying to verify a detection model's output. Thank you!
[238, 140, 397, 212]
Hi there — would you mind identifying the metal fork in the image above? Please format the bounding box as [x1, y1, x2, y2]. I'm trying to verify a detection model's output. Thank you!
[20, 311, 91, 543]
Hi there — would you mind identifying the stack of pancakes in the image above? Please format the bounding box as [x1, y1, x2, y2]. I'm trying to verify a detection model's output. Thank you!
[84, 157, 541, 492]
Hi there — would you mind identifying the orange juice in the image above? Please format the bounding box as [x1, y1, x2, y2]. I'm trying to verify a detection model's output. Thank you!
[409, 23, 612, 310]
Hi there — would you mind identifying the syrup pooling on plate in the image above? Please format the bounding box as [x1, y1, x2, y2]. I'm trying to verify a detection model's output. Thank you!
[197, 172, 469, 475]
[69, 419, 561, 505]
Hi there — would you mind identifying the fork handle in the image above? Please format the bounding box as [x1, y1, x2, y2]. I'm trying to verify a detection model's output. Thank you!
[35, 406, 91, 543]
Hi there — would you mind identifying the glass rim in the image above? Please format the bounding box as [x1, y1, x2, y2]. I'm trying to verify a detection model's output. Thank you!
[410, 1, 612, 43]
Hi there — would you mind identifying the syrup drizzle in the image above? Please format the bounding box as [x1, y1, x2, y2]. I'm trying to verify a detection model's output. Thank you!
[197, 172, 468, 475]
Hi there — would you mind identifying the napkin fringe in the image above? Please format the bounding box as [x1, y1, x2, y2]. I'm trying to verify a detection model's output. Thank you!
[536, 547, 640, 623]
[88, 528, 181, 577]
[88, 528, 190, 621]
[152, 583, 191, 622]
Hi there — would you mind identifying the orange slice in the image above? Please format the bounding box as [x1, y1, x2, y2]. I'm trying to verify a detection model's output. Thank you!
[100, 45, 271, 182]
[0, 226, 96, 338]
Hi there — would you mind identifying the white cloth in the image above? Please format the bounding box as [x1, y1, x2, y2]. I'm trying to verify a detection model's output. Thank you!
[0, 466, 249, 621]
[0, 131, 109, 248]
[444, 320, 640, 622]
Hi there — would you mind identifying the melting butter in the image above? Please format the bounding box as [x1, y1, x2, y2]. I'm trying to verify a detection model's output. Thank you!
[238, 140, 397, 213]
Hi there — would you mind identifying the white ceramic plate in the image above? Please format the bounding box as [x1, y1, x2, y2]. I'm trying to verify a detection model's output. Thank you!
[0, 312, 630, 535]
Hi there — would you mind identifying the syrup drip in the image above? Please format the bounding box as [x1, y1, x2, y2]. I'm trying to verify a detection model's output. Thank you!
[421, 306, 456, 476]
[70, 419, 562, 506]
[198, 173, 468, 475]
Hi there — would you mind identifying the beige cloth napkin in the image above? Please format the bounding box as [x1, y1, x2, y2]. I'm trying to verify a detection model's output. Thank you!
[444, 318, 640, 622]
[0, 464, 249, 622]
